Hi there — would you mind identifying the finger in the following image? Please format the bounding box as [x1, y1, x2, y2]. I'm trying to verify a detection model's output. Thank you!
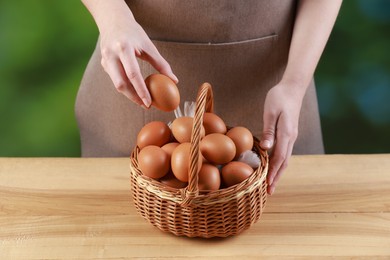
[267, 138, 289, 188]
[102, 58, 144, 106]
[267, 115, 290, 187]
[267, 139, 294, 195]
[260, 109, 278, 150]
[120, 49, 152, 107]
[141, 44, 179, 83]
[272, 140, 294, 185]
[268, 184, 276, 195]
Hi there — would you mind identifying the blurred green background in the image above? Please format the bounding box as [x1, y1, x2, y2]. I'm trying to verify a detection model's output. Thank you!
[0, 1, 389, 157]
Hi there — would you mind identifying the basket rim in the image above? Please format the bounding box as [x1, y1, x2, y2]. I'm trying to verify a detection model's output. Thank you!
[130, 140, 268, 206]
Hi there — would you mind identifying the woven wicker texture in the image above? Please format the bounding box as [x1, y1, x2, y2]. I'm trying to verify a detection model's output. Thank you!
[130, 83, 269, 238]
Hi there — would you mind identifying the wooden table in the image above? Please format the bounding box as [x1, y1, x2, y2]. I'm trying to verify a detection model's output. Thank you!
[1, 155, 389, 259]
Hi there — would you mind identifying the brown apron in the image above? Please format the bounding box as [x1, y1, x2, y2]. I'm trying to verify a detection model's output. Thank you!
[75, 0, 324, 157]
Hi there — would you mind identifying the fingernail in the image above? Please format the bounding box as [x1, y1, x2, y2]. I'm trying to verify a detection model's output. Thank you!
[172, 74, 179, 83]
[270, 186, 275, 195]
[268, 176, 274, 186]
[142, 98, 151, 108]
[262, 140, 271, 149]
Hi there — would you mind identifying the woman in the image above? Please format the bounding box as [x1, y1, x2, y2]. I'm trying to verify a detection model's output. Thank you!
[76, 0, 342, 194]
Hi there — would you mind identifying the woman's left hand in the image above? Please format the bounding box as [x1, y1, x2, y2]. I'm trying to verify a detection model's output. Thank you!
[260, 82, 305, 195]
[258, 0, 342, 195]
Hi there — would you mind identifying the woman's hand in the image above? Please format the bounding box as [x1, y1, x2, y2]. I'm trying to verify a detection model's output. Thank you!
[260, 83, 305, 195]
[82, 0, 178, 107]
[260, 0, 342, 195]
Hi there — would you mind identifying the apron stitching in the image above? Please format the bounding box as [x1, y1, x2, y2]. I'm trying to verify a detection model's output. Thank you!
[152, 34, 278, 51]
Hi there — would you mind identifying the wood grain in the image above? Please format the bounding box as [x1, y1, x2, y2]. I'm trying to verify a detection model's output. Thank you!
[1, 155, 390, 259]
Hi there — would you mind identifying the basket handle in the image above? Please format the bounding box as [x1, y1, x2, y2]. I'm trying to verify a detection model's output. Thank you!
[181, 83, 214, 206]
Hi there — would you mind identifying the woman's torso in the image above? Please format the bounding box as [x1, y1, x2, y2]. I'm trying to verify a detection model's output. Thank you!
[75, 0, 324, 156]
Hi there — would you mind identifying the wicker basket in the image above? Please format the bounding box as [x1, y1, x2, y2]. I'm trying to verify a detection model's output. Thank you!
[130, 82, 268, 238]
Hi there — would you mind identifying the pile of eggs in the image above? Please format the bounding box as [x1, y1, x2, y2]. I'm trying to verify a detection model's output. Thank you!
[136, 74, 258, 191]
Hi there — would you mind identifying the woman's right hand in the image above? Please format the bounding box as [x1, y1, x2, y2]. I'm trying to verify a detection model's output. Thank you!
[82, 0, 178, 108]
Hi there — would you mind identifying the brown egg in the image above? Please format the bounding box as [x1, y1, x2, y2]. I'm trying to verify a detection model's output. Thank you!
[200, 133, 236, 165]
[226, 126, 254, 159]
[203, 112, 227, 135]
[221, 161, 254, 187]
[171, 116, 205, 143]
[160, 171, 188, 189]
[198, 163, 221, 191]
[137, 121, 171, 149]
[138, 145, 170, 179]
[145, 74, 180, 112]
[161, 142, 180, 158]
[171, 143, 202, 182]
[161, 143, 179, 174]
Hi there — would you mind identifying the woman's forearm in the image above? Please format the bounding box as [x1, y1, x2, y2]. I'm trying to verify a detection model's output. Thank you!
[281, 0, 342, 94]
[81, 0, 136, 33]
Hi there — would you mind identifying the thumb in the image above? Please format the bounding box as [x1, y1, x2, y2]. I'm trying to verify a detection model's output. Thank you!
[260, 112, 277, 150]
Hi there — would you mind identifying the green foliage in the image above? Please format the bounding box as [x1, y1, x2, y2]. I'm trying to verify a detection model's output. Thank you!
[0, 1, 389, 156]
[316, 0, 390, 153]
[0, 0, 98, 156]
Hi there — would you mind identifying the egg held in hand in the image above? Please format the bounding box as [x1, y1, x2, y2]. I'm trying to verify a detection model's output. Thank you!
[138, 145, 170, 179]
[145, 74, 180, 112]
[200, 133, 236, 165]
[137, 121, 171, 149]
[221, 161, 254, 187]
[226, 126, 254, 159]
